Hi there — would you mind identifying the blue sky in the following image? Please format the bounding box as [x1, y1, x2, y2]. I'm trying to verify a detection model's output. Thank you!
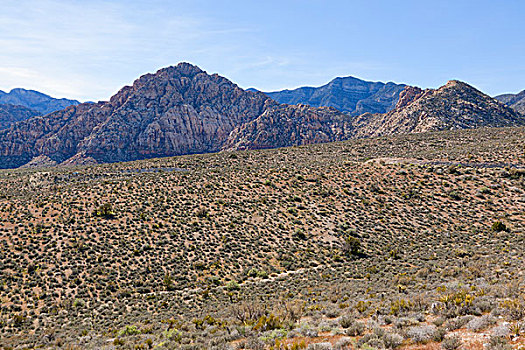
[0, 0, 524, 101]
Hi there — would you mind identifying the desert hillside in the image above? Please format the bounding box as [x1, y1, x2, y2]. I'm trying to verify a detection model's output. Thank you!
[0, 127, 523, 349]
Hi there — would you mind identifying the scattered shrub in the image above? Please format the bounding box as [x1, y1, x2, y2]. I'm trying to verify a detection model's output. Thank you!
[491, 221, 507, 232]
[382, 332, 403, 349]
[441, 334, 461, 350]
[405, 325, 436, 343]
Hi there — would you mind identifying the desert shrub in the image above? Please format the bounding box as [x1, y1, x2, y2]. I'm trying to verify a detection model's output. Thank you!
[355, 300, 371, 314]
[307, 343, 333, 350]
[492, 323, 510, 337]
[433, 327, 447, 342]
[491, 221, 508, 232]
[405, 325, 436, 343]
[339, 315, 354, 329]
[433, 316, 446, 327]
[382, 332, 403, 349]
[299, 326, 318, 338]
[390, 299, 412, 316]
[345, 321, 365, 336]
[501, 299, 525, 320]
[372, 326, 385, 337]
[225, 280, 240, 291]
[334, 337, 353, 350]
[163, 329, 182, 341]
[486, 335, 511, 350]
[118, 325, 140, 336]
[393, 317, 418, 329]
[196, 208, 208, 218]
[441, 334, 461, 350]
[243, 337, 265, 350]
[466, 314, 496, 331]
[444, 315, 473, 331]
[253, 314, 282, 332]
[357, 334, 383, 349]
[246, 268, 268, 279]
[93, 203, 115, 218]
[343, 236, 360, 256]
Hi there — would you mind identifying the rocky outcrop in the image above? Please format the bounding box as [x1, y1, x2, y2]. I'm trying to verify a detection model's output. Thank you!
[393, 86, 425, 109]
[0, 104, 40, 130]
[0, 88, 79, 115]
[224, 104, 352, 150]
[262, 76, 407, 115]
[19, 155, 57, 168]
[495, 89, 525, 115]
[352, 81, 525, 138]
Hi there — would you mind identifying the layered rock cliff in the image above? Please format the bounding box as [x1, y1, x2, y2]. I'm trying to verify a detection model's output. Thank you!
[0, 104, 40, 130]
[225, 104, 352, 150]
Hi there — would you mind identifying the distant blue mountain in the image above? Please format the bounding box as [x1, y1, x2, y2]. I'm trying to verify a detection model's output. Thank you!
[0, 88, 80, 115]
[257, 76, 407, 115]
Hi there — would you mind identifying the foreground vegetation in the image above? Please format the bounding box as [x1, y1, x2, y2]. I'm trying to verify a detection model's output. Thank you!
[0, 127, 524, 349]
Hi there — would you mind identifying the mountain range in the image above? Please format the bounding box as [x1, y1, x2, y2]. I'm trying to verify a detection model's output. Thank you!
[260, 76, 406, 115]
[0, 88, 80, 115]
[495, 89, 525, 115]
[0, 62, 523, 169]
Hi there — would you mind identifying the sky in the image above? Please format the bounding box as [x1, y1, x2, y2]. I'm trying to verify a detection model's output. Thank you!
[0, 0, 524, 102]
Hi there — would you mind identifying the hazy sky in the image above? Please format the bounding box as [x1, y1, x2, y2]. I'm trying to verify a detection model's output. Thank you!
[1, 0, 524, 101]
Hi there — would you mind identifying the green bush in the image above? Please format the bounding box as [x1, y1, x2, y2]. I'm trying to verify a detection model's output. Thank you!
[225, 280, 240, 291]
[93, 203, 115, 219]
[344, 235, 361, 255]
[491, 221, 507, 232]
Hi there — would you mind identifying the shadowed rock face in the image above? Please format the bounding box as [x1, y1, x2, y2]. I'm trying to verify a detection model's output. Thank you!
[495, 89, 525, 115]
[0, 63, 524, 169]
[351, 81, 525, 138]
[0, 88, 79, 115]
[0, 104, 40, 130]
[262, 76, 407, 115]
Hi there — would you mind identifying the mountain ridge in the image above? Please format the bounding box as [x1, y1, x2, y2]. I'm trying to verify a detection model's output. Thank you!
[0, 88, 80, 115]
[495, 89, 525, 114]
[0, 63, 524, 169]
[0, 63, 352, 168]
[261, 76, 407, 115]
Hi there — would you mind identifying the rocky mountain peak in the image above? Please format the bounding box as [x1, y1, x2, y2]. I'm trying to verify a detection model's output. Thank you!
[394, 86, 425, 110]
[351, 80, 525, 138]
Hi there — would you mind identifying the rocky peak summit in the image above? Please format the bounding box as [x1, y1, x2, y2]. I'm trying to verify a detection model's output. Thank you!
[352, 80, 525, 138]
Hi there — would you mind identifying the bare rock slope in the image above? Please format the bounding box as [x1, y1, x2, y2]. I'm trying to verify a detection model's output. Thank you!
[352, 81, 525, 138]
